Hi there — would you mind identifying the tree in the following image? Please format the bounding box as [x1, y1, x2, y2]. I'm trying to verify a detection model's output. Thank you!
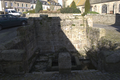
[82, 0, 90, 16]
[35, 0, 43, 13]
[71, 1, 77, 9]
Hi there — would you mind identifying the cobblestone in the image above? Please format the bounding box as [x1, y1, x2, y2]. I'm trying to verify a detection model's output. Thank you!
[0, 70, 120, 80]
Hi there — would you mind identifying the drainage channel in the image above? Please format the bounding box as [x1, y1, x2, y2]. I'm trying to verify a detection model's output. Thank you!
[30, 53, 96, 73]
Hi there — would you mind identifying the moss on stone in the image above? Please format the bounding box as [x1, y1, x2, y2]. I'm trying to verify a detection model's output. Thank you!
[39, 22, 42, 25]
[80, 24, 84, 26]
[72, 24, 75, 26]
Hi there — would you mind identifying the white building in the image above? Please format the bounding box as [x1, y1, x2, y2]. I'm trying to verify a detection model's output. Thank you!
[0, 0, 2, 11]
[0, 0, 34, 13]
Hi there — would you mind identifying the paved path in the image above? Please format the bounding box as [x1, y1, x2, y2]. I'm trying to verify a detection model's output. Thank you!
[93, 23, 120, 32]
[0, 70, 120, 80]
[0, 27, 18, 44]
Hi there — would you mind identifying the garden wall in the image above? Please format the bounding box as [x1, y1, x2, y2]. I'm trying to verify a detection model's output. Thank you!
[87, 14, 120, 25]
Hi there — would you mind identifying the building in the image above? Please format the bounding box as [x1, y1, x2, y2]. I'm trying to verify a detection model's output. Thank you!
[65, 0, 85, 7]
[54, 0, 58, 3]
[39, 0, 61, 11]
[89, 0, 120, 14]
[48, 0, 61, 11]
[64, 0, 120, 14]
[62, 0, 65, 7]
[0, 0, 61, 13]
[72, 0, 120, 14]
[0, 0, 34, 13]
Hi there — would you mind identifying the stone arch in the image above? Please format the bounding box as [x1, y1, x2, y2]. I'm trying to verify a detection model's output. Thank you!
[102, 4, 107, 13]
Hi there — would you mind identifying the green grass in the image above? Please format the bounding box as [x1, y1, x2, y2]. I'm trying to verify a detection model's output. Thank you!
[72, 24, 75, 26]
[87, 11, 99, 14]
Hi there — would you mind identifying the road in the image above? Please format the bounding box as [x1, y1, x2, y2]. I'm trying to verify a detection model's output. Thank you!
[93, 23, 120, 32]
[0, 27, 18, 44]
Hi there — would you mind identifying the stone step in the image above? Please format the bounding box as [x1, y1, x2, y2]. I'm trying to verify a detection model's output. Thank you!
[36, 56, 48, 62]
[1, 70, 120, 80]
[32, 69, 98, 74]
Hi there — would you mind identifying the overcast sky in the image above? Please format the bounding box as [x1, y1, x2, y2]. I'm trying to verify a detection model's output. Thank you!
[58, 0, 62, 5]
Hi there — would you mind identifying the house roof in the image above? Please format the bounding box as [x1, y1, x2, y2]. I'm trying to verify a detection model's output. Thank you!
[74, 0, 86, 6]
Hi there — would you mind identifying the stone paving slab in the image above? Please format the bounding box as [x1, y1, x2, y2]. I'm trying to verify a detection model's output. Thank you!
[0, 70, 120, 80]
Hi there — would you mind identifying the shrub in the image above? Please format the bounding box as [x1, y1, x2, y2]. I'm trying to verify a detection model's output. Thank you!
[71, 1, 77, 9]
[23, 9, 35, 14]
[60, 7, 81, 13]
[82, 0, 90, 16]
[39, 10, 60, 13]
[35, 0, 43, 13]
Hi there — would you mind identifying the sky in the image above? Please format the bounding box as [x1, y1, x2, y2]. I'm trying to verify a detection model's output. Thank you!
[58, 0, 62, 5]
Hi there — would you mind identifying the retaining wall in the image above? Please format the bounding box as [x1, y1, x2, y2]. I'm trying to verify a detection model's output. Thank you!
[0, 14, 105, 74]
[87, 14, 120, 25]
[27, 13, 120, 25]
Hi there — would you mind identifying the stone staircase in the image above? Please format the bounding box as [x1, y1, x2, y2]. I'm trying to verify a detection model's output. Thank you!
[30, 55, 49, 72]
[30, 53, 96, 73]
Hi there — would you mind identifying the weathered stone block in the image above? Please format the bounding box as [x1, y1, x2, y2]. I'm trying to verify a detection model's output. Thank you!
[106, 50, 120, 63]
[0, 49, 25, 61]
[3, 65, 24, 74]
[0, 64, 3, 73]
[58, 52, 71, 73]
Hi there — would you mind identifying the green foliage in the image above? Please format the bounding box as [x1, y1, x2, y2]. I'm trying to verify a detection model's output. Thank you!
[23, 9, 35, 14]
[71, 1, 77, 9]
[82, 0, 90, 16]
[72, 24, 75, 26]
[80, 24, 84, 26]
[60, 7, 81, 13]
[35, 0, 43, 13]
[87, 11, 99, 14]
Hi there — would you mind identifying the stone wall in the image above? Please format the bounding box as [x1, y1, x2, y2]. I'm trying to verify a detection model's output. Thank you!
[0, 24, 38, 74]
[26, 13, 78, 19]
[26, 13, 120, 25]
[28, 14, 105, 55]
[32, 16, 87, 53]
[0, 13, 106, 74]
[87, 14, 120, 25]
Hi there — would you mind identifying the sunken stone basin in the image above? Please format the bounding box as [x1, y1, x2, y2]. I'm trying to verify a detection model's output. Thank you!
[58, 52, 71, 73]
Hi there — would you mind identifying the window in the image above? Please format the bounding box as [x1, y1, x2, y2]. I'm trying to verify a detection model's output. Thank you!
[43, 2, 45, 5]
[43, 6, 45, 9]
[18, 9, 19, 12]
[26, 4, 27, 7]
[11, 3, 13, 7]
[17, 3, 19, 7]
[22, 4, 23, 7]
[102, 4, 107, 13]
[5, 2, 7, 7]
[22, 9, 24, 12]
